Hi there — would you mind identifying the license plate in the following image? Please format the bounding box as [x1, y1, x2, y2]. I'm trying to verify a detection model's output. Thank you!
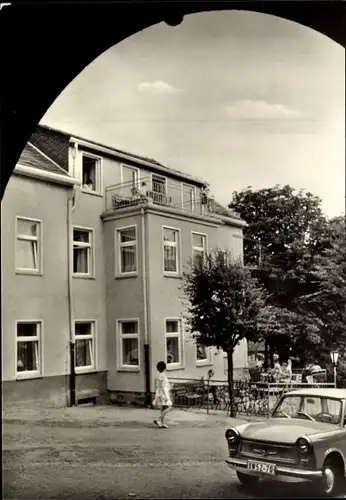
[247, 460, 276, 475]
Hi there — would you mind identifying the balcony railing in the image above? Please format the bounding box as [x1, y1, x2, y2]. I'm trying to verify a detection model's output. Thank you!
[105, 177, 218, 217]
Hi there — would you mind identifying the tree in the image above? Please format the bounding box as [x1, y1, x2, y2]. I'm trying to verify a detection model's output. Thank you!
[229, 185, 326, 268]
[182, 251, 267, 417]
[228, 184, 330, 362]
[299, 215, 346, 355]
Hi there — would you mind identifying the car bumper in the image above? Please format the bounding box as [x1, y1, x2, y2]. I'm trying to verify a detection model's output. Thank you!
[225, 458, 323, 481]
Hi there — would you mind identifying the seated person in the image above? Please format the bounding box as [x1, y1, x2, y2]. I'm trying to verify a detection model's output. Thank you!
[310, 361, 322, 374]
[272, 365, 282, 382]
[280, 362, 292, 382]
[83, 178, 94, 191]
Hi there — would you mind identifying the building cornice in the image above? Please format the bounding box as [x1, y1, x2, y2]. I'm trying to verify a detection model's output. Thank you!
[14, 164, 79, 187]
[213, 213, 248, 229]
[101, 203, 240, 228]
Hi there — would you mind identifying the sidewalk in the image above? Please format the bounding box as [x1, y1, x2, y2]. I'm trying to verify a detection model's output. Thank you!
[3, 402, 247, 428]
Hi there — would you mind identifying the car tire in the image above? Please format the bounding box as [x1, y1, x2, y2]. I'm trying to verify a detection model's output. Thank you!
[236, 471, 259, 488]
[320, 458, 345, 497]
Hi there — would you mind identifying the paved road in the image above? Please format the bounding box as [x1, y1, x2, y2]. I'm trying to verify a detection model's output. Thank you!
[3, 414, 328, 499]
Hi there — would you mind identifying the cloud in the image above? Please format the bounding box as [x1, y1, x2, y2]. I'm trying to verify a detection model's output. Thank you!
[138, 80, 184, 95]
[224, 99, 302, 121]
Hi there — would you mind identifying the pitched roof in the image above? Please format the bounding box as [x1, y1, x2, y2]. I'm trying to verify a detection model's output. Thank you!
[17, 142, 70, 176]
[29, 126, 70, 171]
[214, 200, 241, 219]
[35, 123, 206, 185]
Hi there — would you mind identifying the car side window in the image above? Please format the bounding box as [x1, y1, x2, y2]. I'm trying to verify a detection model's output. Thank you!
[325, 398, 340, 417]
[304, 397, 322, 418]
[274, 396, 301, 417]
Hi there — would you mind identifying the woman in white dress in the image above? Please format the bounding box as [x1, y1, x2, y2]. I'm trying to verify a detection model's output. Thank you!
[153, 361, 173, 429]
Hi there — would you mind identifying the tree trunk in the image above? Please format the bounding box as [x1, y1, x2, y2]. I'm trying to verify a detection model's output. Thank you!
[269, 345, 274, 368]
[227, 349, 236, 418]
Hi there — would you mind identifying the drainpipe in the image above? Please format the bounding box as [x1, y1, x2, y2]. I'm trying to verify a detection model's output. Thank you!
[141, 207, 151, 406]
[71, 142, 78, 178]
[67, 188, 76, 406]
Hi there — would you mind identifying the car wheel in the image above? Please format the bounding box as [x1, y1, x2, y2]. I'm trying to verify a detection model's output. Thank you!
[321, 458, 345, 497]
[236, 471, 259, 488]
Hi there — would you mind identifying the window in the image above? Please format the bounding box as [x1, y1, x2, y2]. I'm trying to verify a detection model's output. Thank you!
[74, 322, 95, 371]
[118, 320, 139, 369]
[73, 228, 93, 277]
[196, 342, 210, 364]
[82, 153, 102, 194]
[152, 174, 167, 204]
[163, 227, 180, 274]
[16, 322, 41, 377]
[116, 226, 137, 276]
[182, 183, 196, 212]
[16, 218, 41, 274]
[166, 319, 182, 367]
[192, 233, 207, 267]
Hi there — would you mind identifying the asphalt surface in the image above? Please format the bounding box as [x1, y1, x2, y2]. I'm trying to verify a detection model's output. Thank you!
[2, 406, 342, 499]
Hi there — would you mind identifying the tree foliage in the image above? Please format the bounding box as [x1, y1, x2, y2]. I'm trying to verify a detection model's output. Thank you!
[299, 215, 346, 353]
[229, 185, 345, 364]
[182, 251, 267, 416]
[229, 184, 326, 267]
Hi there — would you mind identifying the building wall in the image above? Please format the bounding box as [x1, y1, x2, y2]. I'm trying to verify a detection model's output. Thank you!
[2, 141, 247, 407]
[103, 204, 248, 399]
[2, 172, 110, 406]
[145, 209, 248, 389]
[69, 145, 124, 383]
[103, 211, 145, 393]
[71, 186, 108, 375]
[1, 174, 72, 403]
[2, 371, 108, 408]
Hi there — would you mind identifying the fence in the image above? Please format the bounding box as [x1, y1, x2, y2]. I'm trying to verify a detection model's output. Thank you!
[105, 176, 225, 218]
[169, 377, 336, 418]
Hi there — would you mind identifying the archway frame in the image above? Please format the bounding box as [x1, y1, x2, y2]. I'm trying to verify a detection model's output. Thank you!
[1, 0, 345, 197]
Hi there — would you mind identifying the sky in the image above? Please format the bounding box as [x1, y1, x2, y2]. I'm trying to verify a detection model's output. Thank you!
[41, 10, 345, 217]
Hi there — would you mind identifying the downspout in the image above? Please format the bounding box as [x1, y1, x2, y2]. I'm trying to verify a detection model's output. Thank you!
[141, 207, 151, 406]
[67, 187, 76, 406]
[71, 142, 78, 178]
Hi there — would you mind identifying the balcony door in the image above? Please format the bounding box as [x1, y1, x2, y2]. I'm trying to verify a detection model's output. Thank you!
[182, 183, 196, 212]
[151, 174, 167, 205]
[121, 165, 139, 198]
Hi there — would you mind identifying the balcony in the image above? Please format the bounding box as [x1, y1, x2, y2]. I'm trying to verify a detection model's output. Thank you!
[105, 177, 218, 217]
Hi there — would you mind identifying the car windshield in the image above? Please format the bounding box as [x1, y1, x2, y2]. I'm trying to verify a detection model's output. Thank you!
[272, 395, 343, 424]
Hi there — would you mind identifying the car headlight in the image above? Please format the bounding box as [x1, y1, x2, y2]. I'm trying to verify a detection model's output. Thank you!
[225, 428, 240, 444]
[296, 437, 312, 454]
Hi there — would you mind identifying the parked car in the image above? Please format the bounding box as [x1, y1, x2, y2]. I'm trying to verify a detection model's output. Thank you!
[225, 388, 346, 496]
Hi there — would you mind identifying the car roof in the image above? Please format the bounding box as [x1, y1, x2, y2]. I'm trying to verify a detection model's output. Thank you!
[284, 388, 346, 399]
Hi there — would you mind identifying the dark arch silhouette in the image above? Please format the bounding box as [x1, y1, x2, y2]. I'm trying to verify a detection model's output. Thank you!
[1, 1, 345, 198]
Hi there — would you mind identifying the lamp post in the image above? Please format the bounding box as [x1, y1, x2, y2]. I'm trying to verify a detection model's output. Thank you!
[330, 350, 339, 388]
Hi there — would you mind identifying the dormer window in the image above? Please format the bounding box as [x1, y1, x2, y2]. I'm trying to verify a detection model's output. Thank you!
[82, 153, 102, 195]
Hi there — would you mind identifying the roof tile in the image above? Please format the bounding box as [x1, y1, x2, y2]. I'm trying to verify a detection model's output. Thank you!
[18, 143, 70, 176]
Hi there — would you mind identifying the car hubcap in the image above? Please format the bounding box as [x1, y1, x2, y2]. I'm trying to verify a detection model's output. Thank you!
[323, 468, 334, 494]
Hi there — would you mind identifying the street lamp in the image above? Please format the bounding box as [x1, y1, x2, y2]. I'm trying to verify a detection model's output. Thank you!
[330, 350, 339, 388]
